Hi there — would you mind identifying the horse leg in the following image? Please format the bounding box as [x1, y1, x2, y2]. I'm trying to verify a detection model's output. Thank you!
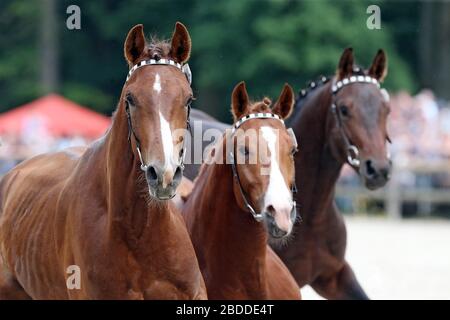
[0, 271, 32, 300]
[311, 261, 369, 300]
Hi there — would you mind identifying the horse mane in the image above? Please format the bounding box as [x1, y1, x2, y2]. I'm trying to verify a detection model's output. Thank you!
[113, 37, 172, 114]
[293, 76, 331, 115]
[146, 35, 171, 59]
[230, 97, 273, 121]
[124, 35, 172, 69]
[293, 65, 367, 114]
[248, 98, 273, 114]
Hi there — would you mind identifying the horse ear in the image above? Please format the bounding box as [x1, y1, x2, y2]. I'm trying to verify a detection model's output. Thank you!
[272, 83, 294, 119]
[170, 22, 191, 64]
[336, 47, 354, 80]
[231, 81, 250, 121]
[369, 49, 388, 82]
[124, 24, 146, 67]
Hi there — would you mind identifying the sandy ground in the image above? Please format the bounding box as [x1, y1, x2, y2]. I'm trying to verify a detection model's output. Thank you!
[301, 216, 450, 300]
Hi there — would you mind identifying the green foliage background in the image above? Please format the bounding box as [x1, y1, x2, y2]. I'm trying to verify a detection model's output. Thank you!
[0, 0, 420, 122]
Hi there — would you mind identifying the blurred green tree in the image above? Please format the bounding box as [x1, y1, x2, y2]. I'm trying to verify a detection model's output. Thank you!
[0, 0, 424, 122]
[0, 1, 40, 112]
[190, 0, 415, 120]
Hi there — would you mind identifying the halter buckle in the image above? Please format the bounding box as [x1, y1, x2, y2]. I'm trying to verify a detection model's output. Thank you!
[347, 145, 360, 167]
[248, 205, 264, 222]
[136, 146, 148, 172]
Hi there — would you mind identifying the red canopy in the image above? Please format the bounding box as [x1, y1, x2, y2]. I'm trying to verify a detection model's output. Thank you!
[0, 94, 111, 139]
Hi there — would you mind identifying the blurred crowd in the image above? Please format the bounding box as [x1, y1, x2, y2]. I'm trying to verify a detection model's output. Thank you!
[0, 130, 88, 175]
[389, 89, 450, 161]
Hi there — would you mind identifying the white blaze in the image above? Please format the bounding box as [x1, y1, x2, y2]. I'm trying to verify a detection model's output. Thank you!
[153, 73, 162, 94]
[159, 111, 174, 172]
[260, 126, 292, 214]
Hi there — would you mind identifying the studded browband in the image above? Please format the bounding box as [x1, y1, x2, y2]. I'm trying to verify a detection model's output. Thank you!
[126, 58, 192, 84]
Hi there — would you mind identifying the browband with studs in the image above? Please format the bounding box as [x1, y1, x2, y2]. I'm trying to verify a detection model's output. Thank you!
[231, 113, 284, 134]
[332, 75, 380, 94]
[126, 58, 192, 84]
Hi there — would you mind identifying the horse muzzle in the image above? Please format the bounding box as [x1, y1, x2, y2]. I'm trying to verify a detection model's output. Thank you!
[264, 203, 296, 239]
[360, 158, 392, 190]
[146, 164, 183, 200]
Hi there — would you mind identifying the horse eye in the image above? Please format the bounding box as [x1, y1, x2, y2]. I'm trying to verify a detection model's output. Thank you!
[186, 96, 193, 107]
[125, 93, 135, 107]
[340, 105, 350, 117]
[291, 147, 298, 156]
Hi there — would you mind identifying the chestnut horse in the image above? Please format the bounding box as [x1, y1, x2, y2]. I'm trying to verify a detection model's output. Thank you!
[0, 23, 206, 299]
[183, 82, 301, 300]
[184, 48, 391, 300]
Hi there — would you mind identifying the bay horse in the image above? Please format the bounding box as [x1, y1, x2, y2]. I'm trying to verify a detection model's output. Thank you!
[184, 48, 391, 300]
[183, 82, 301, 300]
[273, 48, 391, 300]
[0, 23, 206, 299]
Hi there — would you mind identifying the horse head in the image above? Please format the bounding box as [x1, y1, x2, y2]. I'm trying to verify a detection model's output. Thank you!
[122, 22, 193, 200]
[229, 82, 298, 241]
[330, 48, 391, 190]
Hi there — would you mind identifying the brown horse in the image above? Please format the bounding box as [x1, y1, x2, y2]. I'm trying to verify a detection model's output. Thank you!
[184, 48, 391, 300]
[273, 48, 391, 300]
[183, 82, 301, 300]
[0, 23, 206, 299]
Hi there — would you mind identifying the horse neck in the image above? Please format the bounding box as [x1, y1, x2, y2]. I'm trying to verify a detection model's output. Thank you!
[103, 98, 171, 249]
[290, 81, 344, 224]
[188, 145, 268, 292]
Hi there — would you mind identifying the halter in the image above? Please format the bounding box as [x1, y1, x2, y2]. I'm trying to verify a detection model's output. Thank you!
[126, 58, 192, 84]
[331, 75, 382, 168]
[229, 113, 297, 222]
[124, 58, 192, 172]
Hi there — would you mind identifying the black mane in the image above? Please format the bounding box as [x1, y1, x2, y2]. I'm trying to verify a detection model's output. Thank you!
[294, 75, 331, 113]
[293, 66, 366, 114]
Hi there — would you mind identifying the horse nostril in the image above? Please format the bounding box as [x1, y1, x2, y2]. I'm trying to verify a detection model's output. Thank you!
[173, 166, 183, 184]
[365, 160, 376, 177]
[266, 205, 275, 217]
[379, 167, 390, 179]
[147, 166, 158, 183]
[274, 228, 288, 238]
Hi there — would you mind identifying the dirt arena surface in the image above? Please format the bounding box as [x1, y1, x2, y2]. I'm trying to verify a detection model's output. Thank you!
[301, 216, 450, 300]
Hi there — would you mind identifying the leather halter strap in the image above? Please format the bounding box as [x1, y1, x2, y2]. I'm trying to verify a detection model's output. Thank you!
[331, 75, 386, 168]
[124, 59, 192, 172]
[229, 113, 297, 222]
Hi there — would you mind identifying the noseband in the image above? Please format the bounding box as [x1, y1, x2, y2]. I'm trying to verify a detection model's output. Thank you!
[124, 58, 192, 172]
[330, 75, 389, 168]
[229, 113, 298, 222]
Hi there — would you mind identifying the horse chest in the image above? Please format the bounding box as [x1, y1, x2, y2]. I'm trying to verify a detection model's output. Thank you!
[296, 225, 347, 278]
[143, 280, 191, 299]
[109, 252, 200, 300]
[79, 261, 187, 299]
